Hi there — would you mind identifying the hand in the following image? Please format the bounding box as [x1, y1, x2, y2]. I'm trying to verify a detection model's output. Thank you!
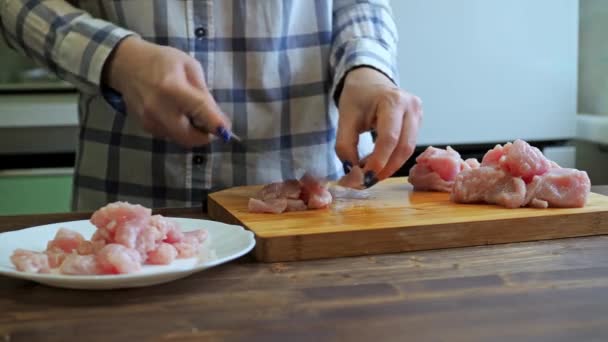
[103, 36, 230, 148]
[336, 67, 423, 187]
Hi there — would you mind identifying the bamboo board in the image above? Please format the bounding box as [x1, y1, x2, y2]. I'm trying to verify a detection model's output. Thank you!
[208, 177, 608, 262]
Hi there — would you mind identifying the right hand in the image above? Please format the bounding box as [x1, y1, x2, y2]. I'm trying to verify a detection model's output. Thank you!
[103, 36, 230, 148]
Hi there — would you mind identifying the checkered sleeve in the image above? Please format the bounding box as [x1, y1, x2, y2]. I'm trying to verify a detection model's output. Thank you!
[0, 0, 136, 94]
[330, 0, 399, 102]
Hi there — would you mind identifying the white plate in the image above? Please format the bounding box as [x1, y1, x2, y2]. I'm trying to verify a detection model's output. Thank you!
[0, 218, 255, 290]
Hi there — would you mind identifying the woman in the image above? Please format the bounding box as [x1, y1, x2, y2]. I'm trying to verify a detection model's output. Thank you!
[0, 0, 422, 210]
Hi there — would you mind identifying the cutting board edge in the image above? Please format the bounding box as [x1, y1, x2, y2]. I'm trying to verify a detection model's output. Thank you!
[249, 210, 608, 262]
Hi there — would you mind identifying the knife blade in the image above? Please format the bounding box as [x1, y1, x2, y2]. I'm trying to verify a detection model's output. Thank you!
[189, 118, 320, 179]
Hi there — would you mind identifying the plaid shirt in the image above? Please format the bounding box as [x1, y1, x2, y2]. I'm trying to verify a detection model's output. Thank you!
[0, 0, 398, 210]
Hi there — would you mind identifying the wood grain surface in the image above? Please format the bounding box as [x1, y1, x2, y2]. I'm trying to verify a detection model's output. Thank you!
[208, 178, 608, 262]
[1, 187, 608, 341]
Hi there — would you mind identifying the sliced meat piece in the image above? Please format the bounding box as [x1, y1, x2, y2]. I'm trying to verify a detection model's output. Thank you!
[59, 254, 100, 275]
[481, 143, 506, 168]
[183, 229, 208, 244]
[408, 146, 480, 192]
[481, 140, 551, 183]
[408, 164, 454, 192]
[286, 199, 308, 212]
[257, 180, 302, 200]
[328, 185, 371, 199]
[45, 249, 68, 268]
[300, 172, 333, 209]
[524, 168, 591, 208]
[96, 244, 142, 274]
[10, 249, 50, 274]
[46, 228, 85, 253]
[114, 223, 142, 249]
[172, 241, 200, 258]
[90, 201, 151, 233]
[148, 215, 177, 240]
[462, 158, 481, 170]
[76, 240, 106, 256]
[337, 165, 365, 189]
[306, 190, 333, 209]
[248, 198, 288, 214]
[163, 222, 185, 243]
[451, 167, 527, 208]
[147, 243, 178, 265]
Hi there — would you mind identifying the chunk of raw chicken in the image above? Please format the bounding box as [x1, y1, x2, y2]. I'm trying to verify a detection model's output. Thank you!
[90, 201, 151, 241]
[300, 172, 333, 209]
[409, 146, 480, 192]
[249, 172, 333, 213]
[451, 167, 527, 208]
[46, 227, 85, 253]
[11, 202, 208, 275]
[147, 243, 178, 265]
[524, 168, 591, 208]
[408, 164, 454, 192]
[248, 198, 288, 214]
[481, 139, 552, 183]
[257, 180, 302, 200]
[59, 254, 99, 275]
[96, 244, 142, 274]
[10, 249, 50, 274]
[337, 165, 365, 190]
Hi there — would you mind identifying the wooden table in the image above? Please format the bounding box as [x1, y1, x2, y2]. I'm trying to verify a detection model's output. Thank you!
[2, 186, 608, 342]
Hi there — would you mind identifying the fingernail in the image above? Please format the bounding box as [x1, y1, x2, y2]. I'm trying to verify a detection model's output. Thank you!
[342, 160, 353, 174]
[363, 171, 378, 188]
[216, 126, 231, 142]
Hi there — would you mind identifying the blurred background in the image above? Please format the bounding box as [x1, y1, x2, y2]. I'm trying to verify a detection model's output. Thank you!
[0, 0, 605, 214]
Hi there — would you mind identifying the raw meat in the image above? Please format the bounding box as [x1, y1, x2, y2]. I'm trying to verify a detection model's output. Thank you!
[96, 244, 142, 274]
[408, 164, 454, 192]
[147, 243, 178, 265]
[328, 185, 371, 199]
[299, 172, 333, 209]
[11, 202, 208, 275]
[10, 249, 50, 273]
[248, 198, 288, 214]
[408, 146, 480, 192]
[76, 240, 97, 255]
[524, 168, 591, 208]
[90, 202, 151, 234]
[248, 172, 333, 214]
[46, 228, 85, 253]
[451, 167, 527, 208]
[45, 249, 68, 268]
[286, 199, 308, 212]
[337, 165, 365, 189]
[481, 139, 552, 183]
[450, 140, 590, 209]
[59, 254, 99, 275]
[257, 180, 301, 200]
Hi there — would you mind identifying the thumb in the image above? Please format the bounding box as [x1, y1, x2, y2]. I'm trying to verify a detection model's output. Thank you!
[335, 112, 361, 174]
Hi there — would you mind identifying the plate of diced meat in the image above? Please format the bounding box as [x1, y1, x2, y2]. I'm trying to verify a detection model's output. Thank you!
[0, 202, 255, 289]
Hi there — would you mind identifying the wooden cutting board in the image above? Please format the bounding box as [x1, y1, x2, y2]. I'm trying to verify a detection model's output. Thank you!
[208, 177, 608, 262]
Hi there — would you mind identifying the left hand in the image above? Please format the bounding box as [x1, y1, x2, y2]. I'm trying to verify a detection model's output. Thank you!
[336, 67, 423, 187]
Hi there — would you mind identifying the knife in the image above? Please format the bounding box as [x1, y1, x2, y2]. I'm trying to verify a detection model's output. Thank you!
[189, 118, 321, 179]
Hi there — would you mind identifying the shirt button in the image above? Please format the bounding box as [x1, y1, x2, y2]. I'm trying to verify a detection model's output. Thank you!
[193, 155, 204, 165]
[194, 27, 207, 39]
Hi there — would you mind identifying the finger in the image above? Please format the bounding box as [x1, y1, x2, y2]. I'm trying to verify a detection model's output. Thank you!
[184, 60, 207, 90]
[362, 93, 405, 186]
[376, 99, 422, 180]
[335, 110, 362, 174]
[164, 114, 212, 148]
[175, 85, 232, 140]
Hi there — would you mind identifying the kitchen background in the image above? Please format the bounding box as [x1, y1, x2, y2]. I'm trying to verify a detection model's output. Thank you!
[0, 0, 606, 215]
